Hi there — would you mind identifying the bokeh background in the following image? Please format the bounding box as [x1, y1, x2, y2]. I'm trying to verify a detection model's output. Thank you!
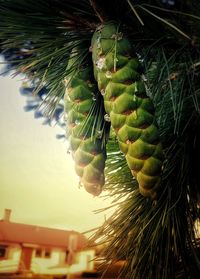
[0, 56, 112, 233]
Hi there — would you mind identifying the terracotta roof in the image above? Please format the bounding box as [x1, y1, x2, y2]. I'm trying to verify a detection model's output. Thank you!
[0, 220, 87, 250]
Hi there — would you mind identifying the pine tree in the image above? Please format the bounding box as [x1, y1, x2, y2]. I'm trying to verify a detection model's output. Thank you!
[0, 1, 200, 278]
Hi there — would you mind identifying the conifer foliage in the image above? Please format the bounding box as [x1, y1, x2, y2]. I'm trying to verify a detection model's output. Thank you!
[0, 1, 200, 278]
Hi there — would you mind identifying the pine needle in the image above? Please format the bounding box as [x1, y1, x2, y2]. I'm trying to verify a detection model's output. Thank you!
[138, 5, 191, 40]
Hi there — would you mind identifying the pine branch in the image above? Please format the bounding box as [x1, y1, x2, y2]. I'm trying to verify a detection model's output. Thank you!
[91, 45, 200, 279]
[0, 1, 97, 117]
[1, 2, 200, 277]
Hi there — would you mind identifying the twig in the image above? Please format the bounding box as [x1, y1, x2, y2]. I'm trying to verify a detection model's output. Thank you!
[89, 0, 105, 23]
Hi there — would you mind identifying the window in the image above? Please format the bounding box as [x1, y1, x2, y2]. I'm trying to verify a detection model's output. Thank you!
[35, 248, 51, 258]
[35, 248, 42, 258]
[44, 249, 51, 258]
[65, 250, 69, 263]
[0, 246, 7, 259]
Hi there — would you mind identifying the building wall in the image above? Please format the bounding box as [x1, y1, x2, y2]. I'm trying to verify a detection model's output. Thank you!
[31, 248, 65, 274]
[0, 245, 21, 274]
[0, 244, 96, 276]
[31, 248, 95, 275]
[69, 250, 95, 274]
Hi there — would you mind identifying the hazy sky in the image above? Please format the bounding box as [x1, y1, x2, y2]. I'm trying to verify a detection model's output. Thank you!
[0, 58, 113, 234]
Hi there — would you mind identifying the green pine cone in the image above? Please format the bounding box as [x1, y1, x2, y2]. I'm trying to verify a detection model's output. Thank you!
[64, 57, 106, 196]
[91, 22, 164, 199]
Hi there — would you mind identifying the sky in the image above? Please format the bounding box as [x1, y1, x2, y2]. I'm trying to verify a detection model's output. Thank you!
[0, 57, 113, 234]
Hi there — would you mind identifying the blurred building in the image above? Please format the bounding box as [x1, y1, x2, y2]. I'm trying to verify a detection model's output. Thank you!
[0, 209, 95, 278]
[0, 209, 124, 279]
